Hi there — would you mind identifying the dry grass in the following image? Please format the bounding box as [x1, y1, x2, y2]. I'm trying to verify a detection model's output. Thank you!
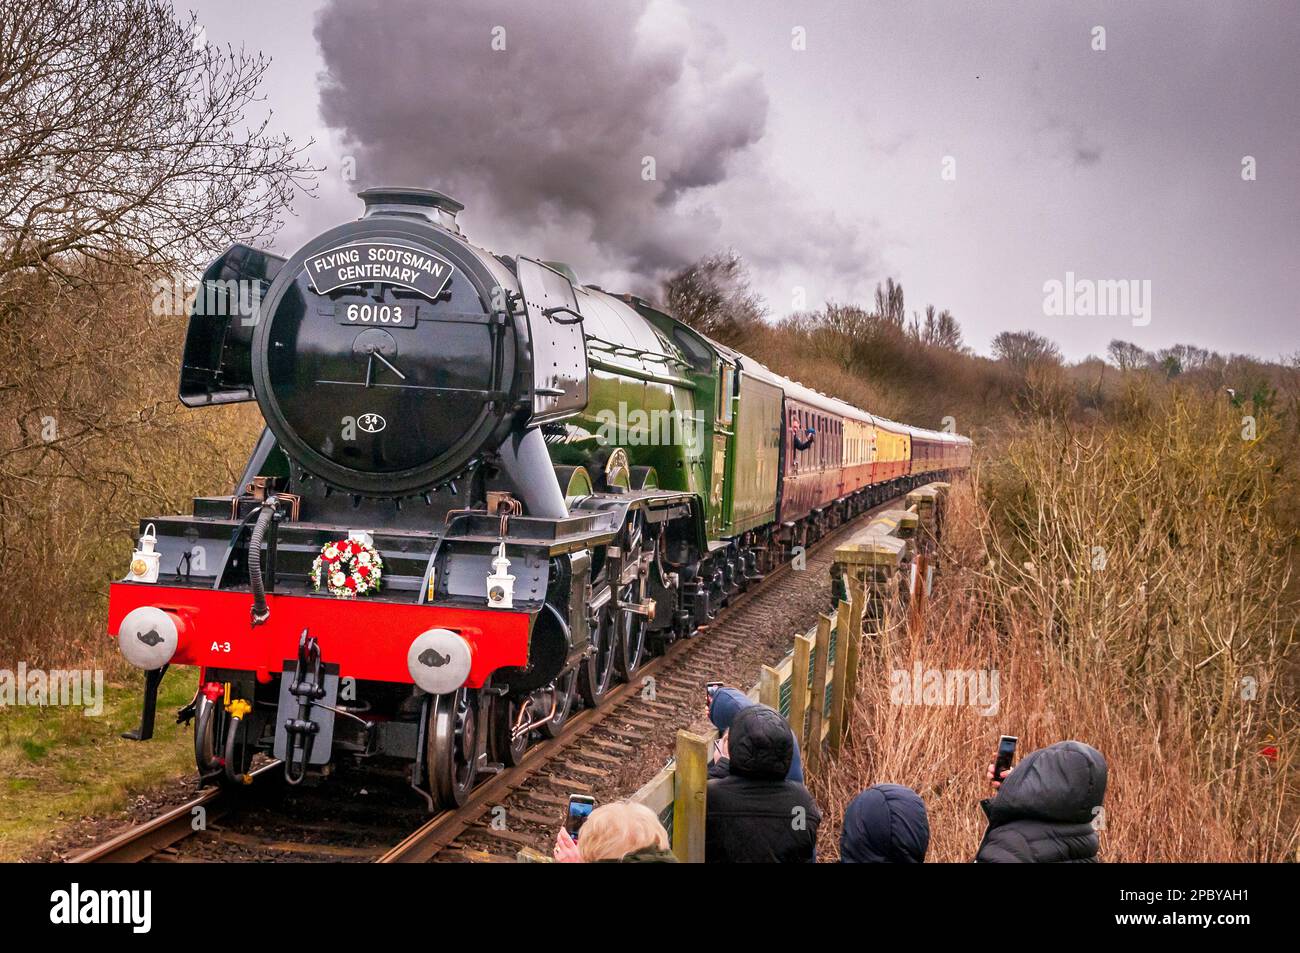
[0, 260, 255, 853]
[0, 666, 196, 860]
[0, 261, 261, 669]
[813, 397, 1298, 862]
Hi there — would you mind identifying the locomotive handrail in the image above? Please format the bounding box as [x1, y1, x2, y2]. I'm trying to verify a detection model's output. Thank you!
[587, 353, 697, 390]
[584, 333, 690, 366]
[542, 305, 585, 324]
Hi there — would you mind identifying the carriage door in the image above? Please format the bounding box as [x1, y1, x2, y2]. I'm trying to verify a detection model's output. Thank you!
[517, 257, 589, 424]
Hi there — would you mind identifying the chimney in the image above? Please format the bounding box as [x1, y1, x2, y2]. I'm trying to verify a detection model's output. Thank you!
[358, 187, 464, 235]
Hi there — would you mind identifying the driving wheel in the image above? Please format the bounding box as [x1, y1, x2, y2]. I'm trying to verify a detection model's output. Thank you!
[613, 510, 649, 678]
[541, 667, 579, 739]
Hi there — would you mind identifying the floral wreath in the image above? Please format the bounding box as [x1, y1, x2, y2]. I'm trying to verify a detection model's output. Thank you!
[310, 538, 383, 598]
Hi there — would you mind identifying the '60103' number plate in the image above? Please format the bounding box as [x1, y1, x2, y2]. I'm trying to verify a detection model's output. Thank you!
[337, 302, 417, 327]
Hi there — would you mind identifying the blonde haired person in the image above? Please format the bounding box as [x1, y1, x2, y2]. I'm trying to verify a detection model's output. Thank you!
[552, 801, 677, 863]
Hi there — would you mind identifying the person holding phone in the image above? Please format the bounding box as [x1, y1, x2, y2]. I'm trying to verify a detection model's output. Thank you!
[707, 685, 804, 783]
[705, 704, 821, 863]
[974, 739, 1108, 863]
[705, 681, 726, 763]
[551, 801, 675, 863]
[989, 734, 1017, 789]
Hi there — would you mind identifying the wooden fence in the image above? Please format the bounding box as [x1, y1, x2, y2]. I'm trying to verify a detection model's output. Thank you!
[631, 481, 950, 861]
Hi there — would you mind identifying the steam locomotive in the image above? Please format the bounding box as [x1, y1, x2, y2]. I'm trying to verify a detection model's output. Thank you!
[108, 188, 971, 809]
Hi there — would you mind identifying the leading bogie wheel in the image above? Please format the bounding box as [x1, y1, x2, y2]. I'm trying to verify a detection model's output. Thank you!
[428, 687, 478, 810]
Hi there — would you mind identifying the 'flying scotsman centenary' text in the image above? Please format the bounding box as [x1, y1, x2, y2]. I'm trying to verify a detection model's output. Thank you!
[306, 242, 454, 300]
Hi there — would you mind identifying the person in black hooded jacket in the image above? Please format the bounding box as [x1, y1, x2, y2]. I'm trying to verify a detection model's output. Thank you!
[707, 686, 804, 783]
[705, 704, 821, 863]
[840, 784, 929, 863]
[975, 740, 1107, 863]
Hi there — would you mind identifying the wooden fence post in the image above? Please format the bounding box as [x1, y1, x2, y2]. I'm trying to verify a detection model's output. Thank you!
[843, 579, 865, 734]
[908, 552, 928, 634]
[759, 664, 781, 711]
[790, 632, 813, 746]
[829, 600, 851, 754]
[806, 613, 833, 774]
[671, 729, 709, 863]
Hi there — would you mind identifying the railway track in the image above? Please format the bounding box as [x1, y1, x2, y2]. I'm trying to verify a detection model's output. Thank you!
[68, 496, 898, 864]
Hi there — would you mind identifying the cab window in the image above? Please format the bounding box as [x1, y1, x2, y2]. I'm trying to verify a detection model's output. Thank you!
[718, 364, 735, 424]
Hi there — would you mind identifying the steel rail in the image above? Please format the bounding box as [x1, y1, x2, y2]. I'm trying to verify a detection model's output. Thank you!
[67, 761, 282, 863]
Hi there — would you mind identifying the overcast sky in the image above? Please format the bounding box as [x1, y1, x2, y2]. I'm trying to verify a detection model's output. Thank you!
[186, 0, 1298, 362]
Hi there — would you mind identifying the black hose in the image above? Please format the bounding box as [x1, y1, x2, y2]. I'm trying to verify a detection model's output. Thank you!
[194, 697, 222, 778]
[223, 714, 250, 785]
[248, 498, 276, 626]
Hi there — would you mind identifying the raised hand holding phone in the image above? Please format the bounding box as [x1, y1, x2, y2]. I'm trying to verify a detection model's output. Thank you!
[553, 827, 581, 863]
[990, 734, 1017, 789]
[565, 794, 596, 840]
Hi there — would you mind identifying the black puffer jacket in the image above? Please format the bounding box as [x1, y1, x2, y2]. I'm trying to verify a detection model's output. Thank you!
[705, 705, 821, 863]
[975, 740, 1107, 863]
[840, 784, 929, 863]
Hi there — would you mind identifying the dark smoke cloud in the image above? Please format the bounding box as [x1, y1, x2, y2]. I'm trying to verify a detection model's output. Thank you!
[313, 0, 872, 298]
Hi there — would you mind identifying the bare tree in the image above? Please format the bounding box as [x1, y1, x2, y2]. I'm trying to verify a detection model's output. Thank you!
[1155, 343, 1216, 377]
[0, 0, 317, 294]
[873, 277, 906, 327]
[992, 329, 1062, 371]
[0, 1, 314, 661]
[662, 249, 766, 341]
[913, 304, 965, 351]
[1106, 339, 1147, 371]
[823, 302, 873, 337]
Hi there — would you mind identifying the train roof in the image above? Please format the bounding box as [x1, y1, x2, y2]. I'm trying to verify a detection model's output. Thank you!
[745, 361, 874, 424]
[619, 303, 970, 444]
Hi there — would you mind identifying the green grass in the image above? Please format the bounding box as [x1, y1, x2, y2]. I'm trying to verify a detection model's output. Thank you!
[0, 666, 198, 860]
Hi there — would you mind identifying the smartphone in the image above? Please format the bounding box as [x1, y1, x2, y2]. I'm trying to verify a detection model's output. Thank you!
[993, 735, 1018, 784]
[565, 794, 596, 840]
[706, 680, 724, 705]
